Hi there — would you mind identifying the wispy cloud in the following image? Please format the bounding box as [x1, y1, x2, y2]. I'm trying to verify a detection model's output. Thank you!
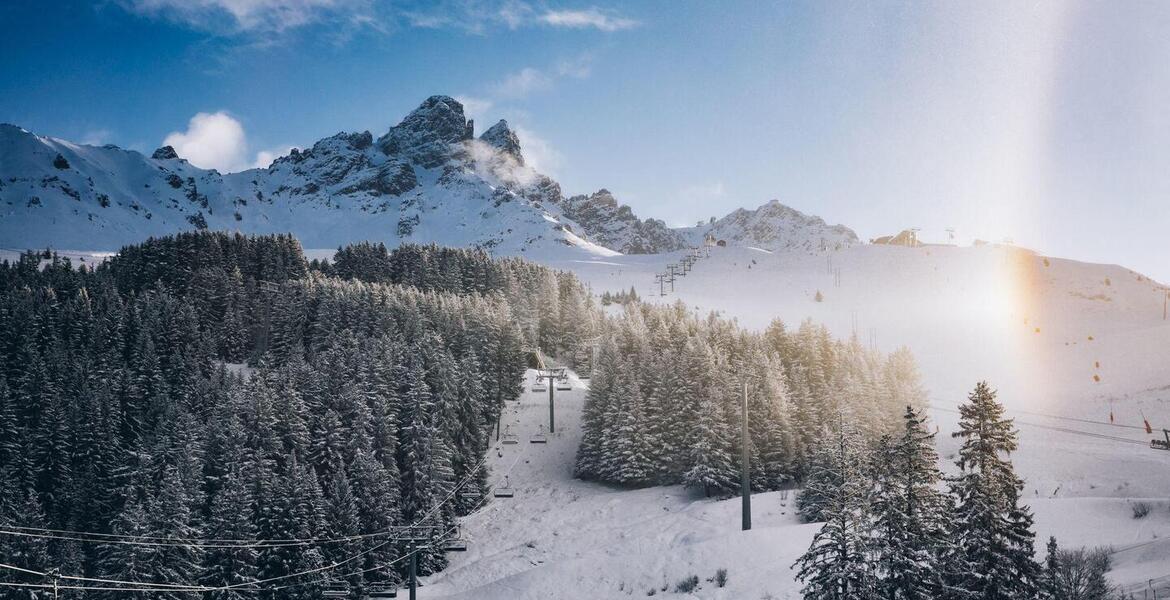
[538, 7, 637, 31]
[119, 0, 380, 36]
[455, 95, 495, 122]
[491, 67, 554, 99]
[513, 125, 563, 175]
[117, 1, 636, 43]
[81, 128, 113, 146]
[486, 54, 593, 101]
[396, 1, 636, 35]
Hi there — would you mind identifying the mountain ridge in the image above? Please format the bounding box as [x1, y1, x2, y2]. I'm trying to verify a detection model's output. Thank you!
[0, 96, 856, 257]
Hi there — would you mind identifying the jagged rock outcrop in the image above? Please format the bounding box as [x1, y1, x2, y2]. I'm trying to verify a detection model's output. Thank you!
[561, 189, 690, 254]
[151, 145, 179, 160]
[376, 95, 474, 168]
[480, 120, 523, 164]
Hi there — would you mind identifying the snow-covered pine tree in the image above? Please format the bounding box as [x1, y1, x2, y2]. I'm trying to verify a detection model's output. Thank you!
[98, 487, 154, 600]
[0, 481, 51, 590]
[796, 436, 842, 523]
[201, 466, 258, 600]
[575, 334, 617, 480]
[870, 405, 951, 600]
[683, 391, 734, 496]
[943, 381, 1041, 600]
[323, 470, 363, 591]
[146, 465, 204, 600]
[792, 422, 880, 600]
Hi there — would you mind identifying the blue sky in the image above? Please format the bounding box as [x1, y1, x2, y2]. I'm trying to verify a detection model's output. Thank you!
[1, 1, 1168, 281]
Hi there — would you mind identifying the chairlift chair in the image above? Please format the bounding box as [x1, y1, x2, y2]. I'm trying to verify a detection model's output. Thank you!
[529, 425, 548, 444]
[532, 380, 548, 392]
[322, 588, 349, 599]
[493, 475, 515, 498]
[368, 585, 398, 599]
[555, 377, 571, 391]
[442, 526, 469, 552]
[501, 425, 519, 445]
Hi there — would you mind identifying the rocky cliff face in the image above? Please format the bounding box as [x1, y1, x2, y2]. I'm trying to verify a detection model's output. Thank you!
[560, 189, 691, 254]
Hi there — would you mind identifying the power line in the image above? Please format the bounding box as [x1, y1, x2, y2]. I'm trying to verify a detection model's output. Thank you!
[0, 451, 496, 549]
[0, 446, 527, 595]
[0, 450, 500, 592]
[931, 405, 1149, 447]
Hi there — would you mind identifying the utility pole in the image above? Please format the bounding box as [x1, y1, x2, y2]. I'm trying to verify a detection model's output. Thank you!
[47, 568, 59, 600]
[408, 542, 417, 600]
[536, 367, 565, 433]
[741, 381, 751, 531]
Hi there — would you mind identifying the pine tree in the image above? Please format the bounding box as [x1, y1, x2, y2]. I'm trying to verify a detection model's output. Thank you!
[792, 424, 879, 600]
[870, 406, 951, 600]
[683, 392, 733, 496]
[98, 488, 154, 600]
[943, 381, 1041, 599]
[147, 466, 203, 600]
[202, 466, 258, 600]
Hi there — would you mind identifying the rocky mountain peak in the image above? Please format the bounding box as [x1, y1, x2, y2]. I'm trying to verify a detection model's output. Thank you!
[376, 95, 473, 168]
[480, 120, 523, 164]
[151, 145, 179, 160]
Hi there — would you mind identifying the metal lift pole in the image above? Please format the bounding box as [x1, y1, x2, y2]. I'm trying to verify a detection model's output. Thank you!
[548, 373, 555, 433]
[409, 543, 417, 600]
[741, 380, 752, 531]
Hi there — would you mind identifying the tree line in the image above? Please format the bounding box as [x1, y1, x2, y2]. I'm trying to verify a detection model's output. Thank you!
[575, 302, 927, 492]
[0, 232, 594, 598]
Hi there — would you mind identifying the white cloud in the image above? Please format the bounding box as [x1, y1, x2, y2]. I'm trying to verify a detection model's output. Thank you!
[455, 95, 494, 123]
[163, 111, 287, 172]
[513, 126, 563, 176]
[497, 0, 533, 29]
[491, 67, 554, 99]
[81, 128, 113, 146]
[252, 145, 296, 169]
[555, 54, 593, 79]
[164, 112, 249, 172]
[539, 8, 637, 31]
[121, 0, 376, 35]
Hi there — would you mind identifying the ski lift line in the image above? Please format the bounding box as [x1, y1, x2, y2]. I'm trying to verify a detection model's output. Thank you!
[1110, 537, 1168, 555]
[930, 406, 1148, 446]
[0, 433, 529, 594]
[0, 450, 498, 592]
[0, 450, 498, 548]
[1007, 407, 1148, 432]
[267, 447, 528, 592]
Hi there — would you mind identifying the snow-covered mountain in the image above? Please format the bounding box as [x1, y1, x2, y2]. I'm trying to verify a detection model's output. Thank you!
[1, 95, 859, 258]
[0, 96, 613, 258]
[678, 198, 860, 252]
